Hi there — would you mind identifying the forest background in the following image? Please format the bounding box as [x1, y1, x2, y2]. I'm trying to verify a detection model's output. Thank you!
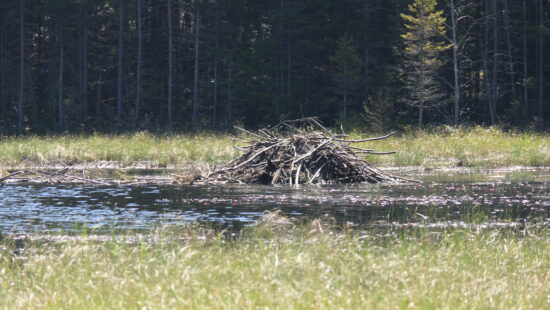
[0, 0, 548, 135]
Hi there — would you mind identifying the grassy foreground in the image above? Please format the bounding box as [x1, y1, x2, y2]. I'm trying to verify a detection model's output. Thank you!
[0, 126, 549, 168]
[0, 225, 548, 309]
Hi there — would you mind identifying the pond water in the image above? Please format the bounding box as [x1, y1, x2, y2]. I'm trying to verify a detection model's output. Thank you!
[0, 169, 549, 234]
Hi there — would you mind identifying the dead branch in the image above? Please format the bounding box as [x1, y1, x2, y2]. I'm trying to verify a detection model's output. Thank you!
[0, 171, 24, 183]
[196, 118, 413, 185]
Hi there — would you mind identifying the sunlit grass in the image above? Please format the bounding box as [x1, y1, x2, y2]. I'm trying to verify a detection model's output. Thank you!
[0, 225, 548, 309]
[0, 126, 548, 168]
[358, 126, 550, 167]
[0, 132, 237, 168]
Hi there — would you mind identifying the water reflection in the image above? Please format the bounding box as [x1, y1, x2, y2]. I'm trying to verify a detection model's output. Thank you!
[0, 170, 548, 234]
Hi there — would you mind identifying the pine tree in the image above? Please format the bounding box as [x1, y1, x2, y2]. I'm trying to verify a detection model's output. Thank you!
[330, 37, 362, 121]
[401, 0, 450, 127]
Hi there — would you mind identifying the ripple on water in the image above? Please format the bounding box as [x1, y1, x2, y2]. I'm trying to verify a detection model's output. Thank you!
[0, 170, 548, 234]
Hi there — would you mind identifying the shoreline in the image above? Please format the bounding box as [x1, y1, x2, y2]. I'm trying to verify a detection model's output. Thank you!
[1, 163, 549, 185]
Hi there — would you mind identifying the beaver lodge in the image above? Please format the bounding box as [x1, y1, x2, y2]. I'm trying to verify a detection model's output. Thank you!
[197, 118, 413, 185]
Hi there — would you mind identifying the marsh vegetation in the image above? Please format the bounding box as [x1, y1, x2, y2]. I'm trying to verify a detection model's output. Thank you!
[0, 127, 549, 170]
[1, 224, 548, 309]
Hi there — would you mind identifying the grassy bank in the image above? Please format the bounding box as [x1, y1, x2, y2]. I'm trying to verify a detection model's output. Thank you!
[361, 126, 550, 167]
[0, 132, 236, 168]
[1, 225, 548, 309]
[0, 127, 549, 169]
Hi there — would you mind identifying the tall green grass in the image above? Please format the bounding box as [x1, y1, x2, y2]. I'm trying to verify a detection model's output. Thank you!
[0, 132, 237, 168]
[0, 127, 548, 168]
[359, 126, 550, 167]
[0, 226, 548, 309]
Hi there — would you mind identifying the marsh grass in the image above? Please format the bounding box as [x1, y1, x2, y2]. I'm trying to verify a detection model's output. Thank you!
[0, 127, 549, 169]
[360, 126, 550, 167]
[0, 225, 548, 309]
[0, 132, 237, 168]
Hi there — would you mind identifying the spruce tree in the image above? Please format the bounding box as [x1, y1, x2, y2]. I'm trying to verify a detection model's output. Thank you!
[330, 38, 362, 121]
[401, 0, 450, 127]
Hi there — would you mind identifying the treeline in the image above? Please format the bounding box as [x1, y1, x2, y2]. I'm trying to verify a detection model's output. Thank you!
[0, 0, 548, 134]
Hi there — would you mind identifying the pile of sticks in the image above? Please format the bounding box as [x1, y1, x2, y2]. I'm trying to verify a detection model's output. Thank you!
[199, 118, 410, 185]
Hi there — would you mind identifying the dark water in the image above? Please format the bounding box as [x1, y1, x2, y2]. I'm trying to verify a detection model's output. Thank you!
[0, 169, 549, 234]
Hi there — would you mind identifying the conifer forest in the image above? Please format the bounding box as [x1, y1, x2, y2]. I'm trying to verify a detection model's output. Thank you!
[0, 0, 548, 134]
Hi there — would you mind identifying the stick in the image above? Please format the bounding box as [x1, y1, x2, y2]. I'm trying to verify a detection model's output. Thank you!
[306, 118, 333, 136]
[295, 162, 302, 185]
[233, 126, 265, 140]
[217, 141, 284, 173]
[231, 136, 253, 144]
[292, 138, 332, 164]
[390, 175, 423, 184]
[289, 146, 296, 185]
[335, 131, 396, 143]
[271, 168, 282, 184]
[0, 171, 24, 183]
[259, 129, 276, 139]
[48, 167, 70, 177]
[349, 146, 375, 152]
[61, 175, 113, 185]
[308, 163, 326, 184]
[363, 151, 397, 155]
[233, 145, 249, 152]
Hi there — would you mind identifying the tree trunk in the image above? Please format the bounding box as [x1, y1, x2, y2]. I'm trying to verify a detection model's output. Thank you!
[192, 7, 200, 124]
[167, 0, 173, 125]
[418, 102, 424, 128]
[287, 43, 292, 98]
[503, 0, 516, 102]
[96, 70, 102, 128]
[279, 0, 285, 110]
[490, 0, 498, 125]
[343, 88, 348, 121]
[522, 0, 529, 122]
[537, 0, 544, 123]
[212, 2, 219, 126]
[450, 0, 460, 125]
[116, 0, 125, 123]
[0, 25, 5, 122]
[363, 0, 370, 102]
[80, 0, 88, 123]
[58, 26, 64, 131]
[482, 0, 492, 124]
[226, 53, 233, 125]
[134, 0, 142, 129]
[343, 61, 348, 120]
[18, 0, 25, 135]
[302, 65, 313, 117]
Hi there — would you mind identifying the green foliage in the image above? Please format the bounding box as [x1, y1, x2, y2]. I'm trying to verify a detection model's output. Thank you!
[401, 0, 451, 126]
